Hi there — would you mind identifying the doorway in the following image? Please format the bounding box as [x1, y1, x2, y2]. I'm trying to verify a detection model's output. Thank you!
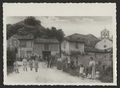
[42, 51, 51, 60]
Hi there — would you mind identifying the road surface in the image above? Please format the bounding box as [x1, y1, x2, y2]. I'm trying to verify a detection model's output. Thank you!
[5, 62, 101, 85]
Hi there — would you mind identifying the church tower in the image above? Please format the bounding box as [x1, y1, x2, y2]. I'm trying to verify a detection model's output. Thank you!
[101, 28, 110, 39]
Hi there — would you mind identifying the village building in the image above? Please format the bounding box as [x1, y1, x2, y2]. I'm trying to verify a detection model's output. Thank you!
[61, 34, 85, 57]
[7, 34, 60, 60]
[61, 33, 100, 66]
[33, 38, 60, 59]
[94, 29, 113, 68]
[7, 35, 20, 49]
[7, 28, 113, 68]
[17, 34, 34, 58]
[61, 32, 112, 68]
[95, 29, 113, 51]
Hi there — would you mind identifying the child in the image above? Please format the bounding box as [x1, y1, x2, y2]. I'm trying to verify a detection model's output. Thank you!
[22, 58, 28, 71]
[13, 60, 19, 73]
[79, 64, 85, 78]
[95, 71, 100, 79]
[85, 66, 89, 78]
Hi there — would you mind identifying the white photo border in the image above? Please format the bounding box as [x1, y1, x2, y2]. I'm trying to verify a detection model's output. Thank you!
[3, 3, 117, 86]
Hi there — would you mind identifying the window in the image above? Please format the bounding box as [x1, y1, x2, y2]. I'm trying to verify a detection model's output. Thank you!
[20, 49, 25, 58]
[20, 41, 26, 47]
[27, 51, 32, 57]
[27, 41, 32, 47]
[51, 44, 58, 51]
[104, 45, 107, 48]
[44, 44, 49, 51]
[75, 42, 78, 49]
[12, 39, 19, 47]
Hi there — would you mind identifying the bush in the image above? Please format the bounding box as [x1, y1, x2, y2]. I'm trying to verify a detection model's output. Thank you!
[69, 67, 79, 76]
[100, 75, 113, 83]
[7, 66, 14, 75]
[99, 66, 113, 83]
[7, 49, 16, 66]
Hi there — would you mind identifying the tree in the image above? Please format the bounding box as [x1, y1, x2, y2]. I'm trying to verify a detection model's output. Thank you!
[56, 29, 65, 57]
[7, 17, 65, 57]
[44, 27, 65, 57]
[7, 16, 47, 39]
[7, 21, 25, 39]
[23, 16, 47, 38]
[7, 48, 16, 66]
[24, 16, 41, 26]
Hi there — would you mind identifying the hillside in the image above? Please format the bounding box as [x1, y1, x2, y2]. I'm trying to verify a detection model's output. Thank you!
[7, 16, 65, 42]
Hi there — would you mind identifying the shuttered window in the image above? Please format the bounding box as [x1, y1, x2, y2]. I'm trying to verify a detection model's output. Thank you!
[20, 41, 26, 47]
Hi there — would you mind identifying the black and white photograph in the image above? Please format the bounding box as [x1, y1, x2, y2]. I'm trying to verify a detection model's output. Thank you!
[3, 3, 116, 85]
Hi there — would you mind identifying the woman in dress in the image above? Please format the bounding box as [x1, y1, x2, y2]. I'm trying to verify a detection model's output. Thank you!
[88, 57, 96, 79]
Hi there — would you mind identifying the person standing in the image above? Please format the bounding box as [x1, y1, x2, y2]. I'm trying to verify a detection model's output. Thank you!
[79, 64, 85, 78]
[50, 55, 55, 68]
[47, 55, 51, 68]
[34, 57, 39, 72]
[89, 57, 96, 79]
[85, 66, 89, 78]
[49, 55, 53, 68]
[67, 57, 71, 68]
[13, 60, 19, 73]
[22, 57, 28, 71]
[57, 56, 62, 70]
[29, 58, 33, 71]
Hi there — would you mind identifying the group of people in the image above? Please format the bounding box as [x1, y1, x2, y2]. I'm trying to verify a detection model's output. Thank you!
[58, 56, 99, 80]
[44, 55, 56, 68]
[13, 55, 39, 73]
[79, 57, 97, 79]
[13, 54, 99, 80]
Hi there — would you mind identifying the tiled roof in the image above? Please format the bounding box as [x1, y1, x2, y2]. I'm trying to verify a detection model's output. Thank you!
[12, 34, 34, 40]
[65, 33, 100, 47]
[85, 46, 112, 53]
[34, 38, 59, 44]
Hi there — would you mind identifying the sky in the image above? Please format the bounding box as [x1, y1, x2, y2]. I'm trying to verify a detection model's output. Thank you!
[6, 16, 113, 38]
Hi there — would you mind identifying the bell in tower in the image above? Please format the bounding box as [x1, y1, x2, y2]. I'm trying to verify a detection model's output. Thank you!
[101, 28, 110, 39]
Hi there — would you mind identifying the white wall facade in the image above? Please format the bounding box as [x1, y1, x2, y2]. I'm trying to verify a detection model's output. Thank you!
[69, 42, 84, 54]
[95, 38, 112, 50]
[33, 43, 59, 58]
[18, 40, 34, 58]
[61, 40, 85, 58]
[61, 40, 70, 55]
[18, 47, 33, 58]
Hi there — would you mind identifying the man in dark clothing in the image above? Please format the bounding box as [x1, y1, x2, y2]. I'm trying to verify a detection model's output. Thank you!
[34, 58, 39, 72]
[49, 55, 53, 68]
[47, 55, 50, 68]
[47, 55, 53, 68]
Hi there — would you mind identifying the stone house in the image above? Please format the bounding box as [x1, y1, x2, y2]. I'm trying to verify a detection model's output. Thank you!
[33, 38, 60, 59]
[7, 34, 60, 59]
[95, 29, 113, 50]
[61, 33, 112, 68]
